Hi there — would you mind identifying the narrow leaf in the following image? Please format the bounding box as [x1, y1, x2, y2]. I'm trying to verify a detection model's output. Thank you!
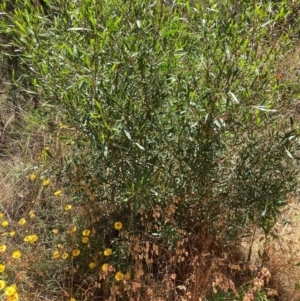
[252, 106, 278, 112]
[124, 129, 131, 140]
[135, 142, 145, 150]
[228, 91, 239, 103]
[285, 148, 294, 159]
[68, 28, 92, 31]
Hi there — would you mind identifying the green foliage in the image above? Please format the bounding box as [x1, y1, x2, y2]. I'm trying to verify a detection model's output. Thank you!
[2, 0, 299, 246]
[207, 289, 270, 301]
[0, 0, 299, 299]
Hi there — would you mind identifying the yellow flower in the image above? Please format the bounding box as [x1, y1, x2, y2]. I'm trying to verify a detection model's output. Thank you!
[12, 250, 21, 259]
[0, 264, 5, 273]
[103, 248, 112, 256]
[89, 262, 96, 269]
[29, 174, 36, 181]
[24, 234, 38, 244]
[44, 146, 50, 151]
[81, 237, 89, 244]
[43, 179, 50, 186]
[18, 218, 26, 225]
[5, 284, 16, 296]
[64, 204, 72, 211]
[0, 245, 7, 253]
[82, 229, 91, 236]
[29, 211, 36, 219]
[52, 250, 60, 260]
[114, 221, 123, 230]
[115, 271, 125, 281]
[0, 280, 6, 290]
[0, 213, 4, 219]
[54, 190, 62, 196]
[1, 220, 9, 227]
[8, 292, 19, 301]
[62, 252, 68, 260]
[52, 229, 59, 234]
[125, 272, 131, 280]
[57, 244, 63, 249]
[72, 249, 80, 257]
[101, 263, 108, 272]
[67, 226, 77, 234]
[70, 298, 76, 301]
[10, 231, 16, 237]
[30, 234, 38, 243]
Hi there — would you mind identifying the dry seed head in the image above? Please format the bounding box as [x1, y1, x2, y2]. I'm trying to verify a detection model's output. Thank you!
[243, 292, 254, 301]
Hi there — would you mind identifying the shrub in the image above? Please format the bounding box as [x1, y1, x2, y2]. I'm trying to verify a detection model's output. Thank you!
[0, 0, 299, 300]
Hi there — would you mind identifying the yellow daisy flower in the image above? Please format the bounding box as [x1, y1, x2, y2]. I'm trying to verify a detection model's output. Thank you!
[101, 263, 109, 272]
[12, 250, 21, 259]
[29, 211, 36, 219]
[103, 248, 112, 256]
[8, 292, 19, 301]
[1, 220, 9, 227]
[0, 280, 6, 290]
[54, 190, 62, 196]
[29, 174, 36, 181]
[82, 229, 91, 236]
[64, 204, 72, 211]
[24, 234, 38, 244]
[89, 262, 96, 269]
[52, 229, 59, 234]
[0, 213, 4, 219]
[0, 245, 7, 253]
[52, 250, 60, 259]
[62, 252, 68, 260]
[0, 264, 5, 273]
[67, 226, 77, 234]
[114, 221, 123, 230]
[72, 249, 80, 257]
[70, 298, 76, 301]
[30, 234, 38, 243]
[115, 271, 125, 281]
[10, 231, 16, 237]
[4, 284, 16, 296]
[43, 179, 50, 186]
[125, 272, 131, 280]
[18, 218, 26, 225]
[81, 237, 89, 244]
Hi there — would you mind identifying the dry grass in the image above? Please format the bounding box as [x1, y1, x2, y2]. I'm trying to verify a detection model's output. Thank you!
[238, 194, 300, 301]
[265, 198, 300, 301]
